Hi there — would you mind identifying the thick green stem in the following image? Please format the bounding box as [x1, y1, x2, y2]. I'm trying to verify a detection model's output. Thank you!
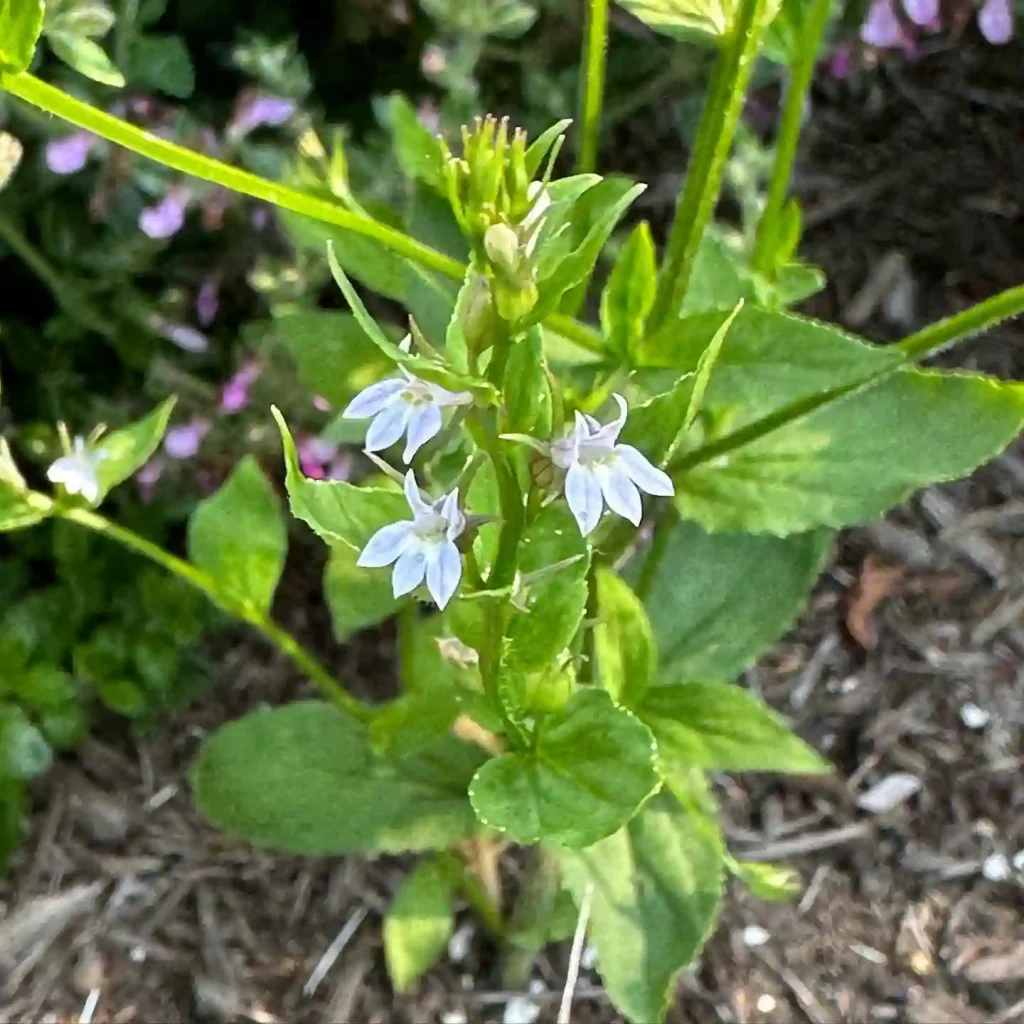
[649, 0, 772, 331]
[0, 71, 604, 357]
[577, 0, 610, 174]
[56, 504, 370, 721]
[750, 0, 832, 276]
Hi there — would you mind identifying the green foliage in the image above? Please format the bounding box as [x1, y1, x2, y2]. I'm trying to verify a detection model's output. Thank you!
[616, 0, 736, 42]
[0, 441, 50, 531]
[324, 543, 399, 640]
[192, 701, 485, 854]
[47, 32, 124, 87]
[601, 221, 657, 360]
[93, 398, 177, 503]
[0, 0, 44, 73]
[127, 34, 194, 98]
[732, 859, 803, 901]
[594, 569, 656, 705]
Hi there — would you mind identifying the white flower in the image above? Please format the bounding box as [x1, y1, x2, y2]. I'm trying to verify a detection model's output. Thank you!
[46, 436, 105, 504]
[342, 336, 472, 463]
[551, 394, 674, 537]
[357, 470, 466, 608]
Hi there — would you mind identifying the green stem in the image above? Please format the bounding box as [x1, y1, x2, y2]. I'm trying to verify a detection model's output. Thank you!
[648, 0, 771, 331]
[577, 0, 610, 174]
[0, 71, 604, 357]
[56, 504, 370, 721]
[750, 0, 832, 277]
[116, 0, 140, 72]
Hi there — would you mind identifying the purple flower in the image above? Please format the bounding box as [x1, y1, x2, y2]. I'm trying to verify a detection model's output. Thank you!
[827, 42, 854, 79]
[196, 279, 220, 327]
[163, 418, 210, 460]
[978, 0, 1013, 42]
[136, 457, 165, 502]
[219, 361, 262, 414]
[140, 185, 190, 239]
[298, 436, 338, 480]
[46, 132, 97, 175]
[228, 93, 297, 141]
[150, 315, 210, 353]
[861, 0, 914, 50]
[902, 0, 938, 26]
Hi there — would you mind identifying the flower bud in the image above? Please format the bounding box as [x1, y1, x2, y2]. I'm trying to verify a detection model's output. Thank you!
[484, 222, 522, 279]
[522, 663, 574, 714]
[459, 275, 497, 352]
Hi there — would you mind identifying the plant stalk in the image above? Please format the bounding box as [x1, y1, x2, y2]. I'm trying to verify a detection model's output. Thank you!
[648, 0, 772, 331]
[577, 0, 610, 174]
[750, 0, 832, 276]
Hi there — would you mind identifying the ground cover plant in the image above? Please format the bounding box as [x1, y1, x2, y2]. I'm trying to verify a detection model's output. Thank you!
[2, 0, 1023, 1019]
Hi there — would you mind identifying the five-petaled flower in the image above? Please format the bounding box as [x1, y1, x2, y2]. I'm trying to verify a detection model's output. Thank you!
[550, 394, 674, 537]
[357, 470, 466, 608]
[343, 337, 472, 462]
[47, 437, 105, 504]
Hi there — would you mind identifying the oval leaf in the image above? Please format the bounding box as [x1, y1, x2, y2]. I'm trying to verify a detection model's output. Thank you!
[94, 397, 176, 501]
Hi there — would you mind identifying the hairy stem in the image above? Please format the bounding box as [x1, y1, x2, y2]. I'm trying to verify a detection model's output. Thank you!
[750, 0, 832, 276]
[56, 504, 370, 720]
[577, 0, 610, 174]
[648, 0, 772, 331]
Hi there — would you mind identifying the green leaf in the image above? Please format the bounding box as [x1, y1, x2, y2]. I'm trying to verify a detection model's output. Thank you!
[505, 505, 590, 675]
[384, 855, 459, 993]
[674, 369, 1024, 534]
[389, 92, 444, 189]
[595, 569, 656, 706]
[274, 408, 408, 551]
[0, 0, 44, 73]
[640, 519, 830, 680]
[188, 456, 287, 615]
[637, 682, 829, 776]
[558, 790, 726, 1023]
[524, 118, 573, 178]
[96, 677, 148, 717]
[0, 439, 49, 532]
[0, 781, 26, 873]
[48, 1, 116, 38]
[503, 327, 550, 435]
[192, 701, 485, 855]
[128, 33, 194, 98]
[48, 31, 125, 86]
[0, 704, 51, 781]
[324, 543, 399, 640]
[679, 299, 743, 439]
[620, 374, 696, 467]
[11, 666, 78, 710]
[370, 690, 460, 760]
[469, 689, 659, 848]
[732, 860, 802, 901]
[601, 221, 657, 360]
[93, 397, 176, 502]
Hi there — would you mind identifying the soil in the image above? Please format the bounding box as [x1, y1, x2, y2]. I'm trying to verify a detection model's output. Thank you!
[3, 38, 1024, 1024]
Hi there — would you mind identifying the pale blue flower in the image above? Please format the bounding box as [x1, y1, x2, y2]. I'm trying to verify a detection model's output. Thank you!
[551, 394, 674, 536]
[47, 437, 105, 504]
[357, 470, 465, 609]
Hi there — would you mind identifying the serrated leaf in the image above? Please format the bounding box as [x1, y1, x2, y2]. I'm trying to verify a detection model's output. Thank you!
[616, 0, 734, 41]
[93, 397, 176, 501]
[601, 221, 657, 360]
[128, 33, 194, 98]
[595, 569, 656, 706]
[558, 790, 726, 1023]
[188, 456, 287, 615]
[48, 32, 124, 86]
[274, 408, 408, 551]
[639, 518, 831, 680]
[469, 689, 659, 848]
[192, 701, 485, 855]
[637, 681, 829, 777]
[385, 855, 460, 993]
[324, 543, 399, 640]
[0, 0, 44, 73]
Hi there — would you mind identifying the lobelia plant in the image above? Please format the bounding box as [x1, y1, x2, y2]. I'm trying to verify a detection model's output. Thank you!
[3, 0, 1024, 1018]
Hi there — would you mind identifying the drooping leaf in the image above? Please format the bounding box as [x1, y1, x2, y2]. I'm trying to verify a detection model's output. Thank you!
[188, 456, 287, 615]
[324, 543, 399, 640]
[558, 790, 726, 1023]
[128, 33, 194, 97]
[595, 569, 657, 706]
[48, 32, 124, 86]
[601, 221, 657, 359]
[0, 0, 44, 73]
[469, 689, 659, 848]
[639, 518, 830, 680]
[192, 701, 485, 855]
[637, 681, 829, 779]
[94, 397, 176, 501]
[385, 855, 460, 993]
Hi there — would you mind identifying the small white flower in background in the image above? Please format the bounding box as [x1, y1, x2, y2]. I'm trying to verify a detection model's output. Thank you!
[47, 437, 105, 504]
[550, 394, 674, 536]
[343, 336, 472, 463]
[357, 470, 466, 608]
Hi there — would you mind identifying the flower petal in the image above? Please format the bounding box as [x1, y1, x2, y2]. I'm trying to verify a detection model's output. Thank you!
[426, 383, 474, 408]
[440, 489, 466, 540]
[565, 461, 603, 536]
[404, 469, 434, 518]
[978, 0, 1013, 43]
[357, 521, 414, 568]
[343, 378, 405, 420]
[586, 394, 628, 448]
[365, 401, 411, 452]
[595, 463, 643, 526]
[392, 547, 428, 597]
[426, 541, 462, 609]
[615, 444, 675, 497]
[403, 402, 443, 462]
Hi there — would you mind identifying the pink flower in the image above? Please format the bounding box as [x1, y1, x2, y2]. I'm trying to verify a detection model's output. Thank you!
[219, 361, 262, 414]
[140, 185, 190, 239]
[228, 92, 297, 142]
[827, 42, 854, 79]
[297, 436, 350, 480]
[978, 0, 1013, 42]
[902, 0, 938, 26]
[163, 418, 210, 460]
[46, 132, 97, 175]
[150, 315, 210, 353]
[136, 457, 165, 502]
[196, 279, 220, 327]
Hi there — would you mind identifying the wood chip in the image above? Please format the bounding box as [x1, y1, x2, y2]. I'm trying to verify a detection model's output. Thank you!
[963, 943, 1024, 983]
[847, 557, 904, 650]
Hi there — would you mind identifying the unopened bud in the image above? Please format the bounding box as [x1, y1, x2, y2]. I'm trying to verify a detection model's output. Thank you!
[522, 662, 574, 713]
[493, 278, 538, 323]
[459, 275, 497, 351]
[484, 222, 522, 278]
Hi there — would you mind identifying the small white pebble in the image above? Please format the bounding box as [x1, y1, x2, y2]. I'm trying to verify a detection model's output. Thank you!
[129, 947, 147, 964]
[448, 923, 473, 963]
[442, 1013, 468, 1024]
[857, 772, 922, 814]
[742, 925, 771, 948]
[982, 853, 1011, 882]
[959, 703, 990, 730]
[503, 995, 542, 1024]
[756, 994, 777, 1014]
[1012, 850, 1024, 873]
[581, 943, 598, 970]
